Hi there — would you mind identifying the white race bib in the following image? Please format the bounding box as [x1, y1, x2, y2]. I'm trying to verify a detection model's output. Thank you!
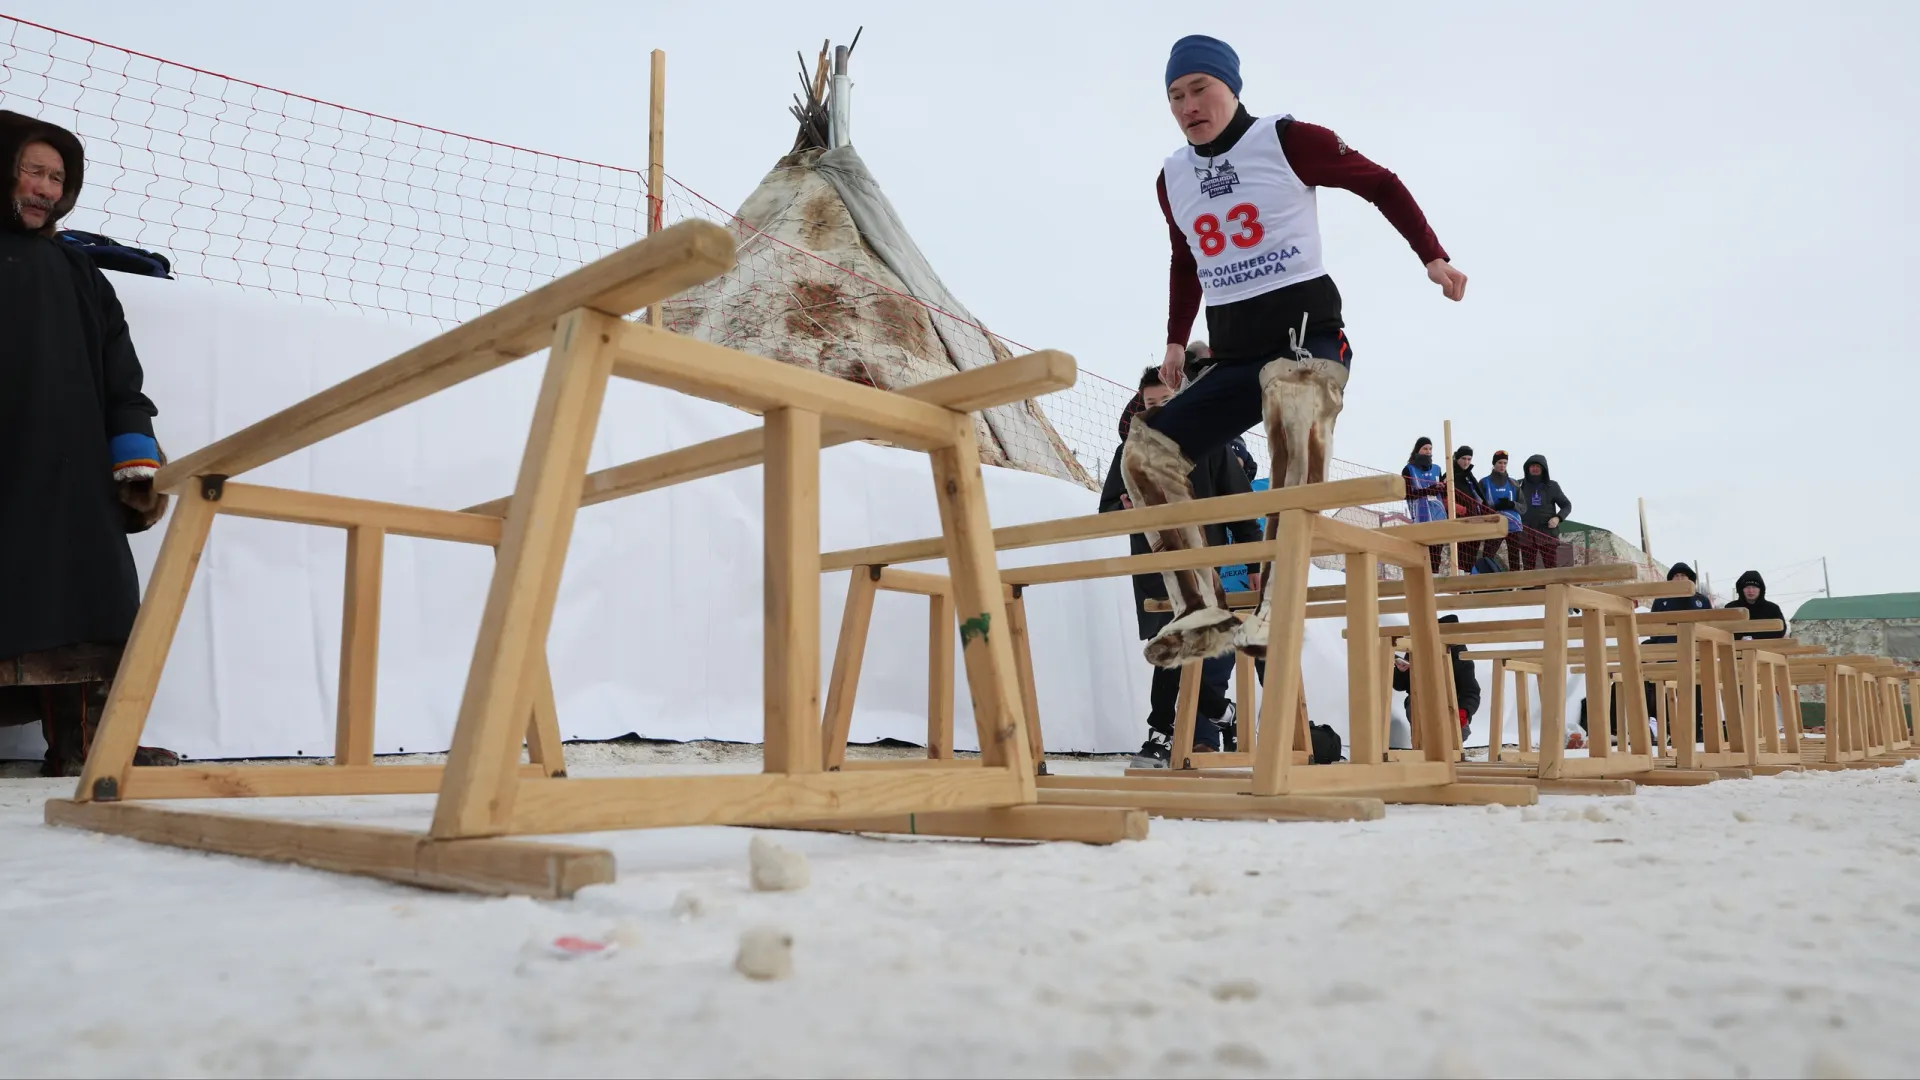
[1162, 114, 1327, 305]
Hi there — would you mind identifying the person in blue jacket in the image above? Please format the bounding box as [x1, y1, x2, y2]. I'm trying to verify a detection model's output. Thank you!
[1478, 450, 1523, 570]
[1401, 436, 1446, 572]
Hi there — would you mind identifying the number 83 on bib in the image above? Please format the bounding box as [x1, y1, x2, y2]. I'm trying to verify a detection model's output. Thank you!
[1163, 113, 1326, 304]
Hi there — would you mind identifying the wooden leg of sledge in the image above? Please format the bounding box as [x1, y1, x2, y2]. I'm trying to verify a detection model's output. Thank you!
[432, 308, 618, 840]
[76, 488, 217, 801]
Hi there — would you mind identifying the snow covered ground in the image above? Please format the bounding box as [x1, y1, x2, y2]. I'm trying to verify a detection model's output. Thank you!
[4, 751, 1918, 1079]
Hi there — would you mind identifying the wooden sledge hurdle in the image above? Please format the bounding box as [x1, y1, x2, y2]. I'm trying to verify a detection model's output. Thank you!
[1454, 584, 1663, 783]
[1571, 622, 1784, 778]
[1367, 576, 1698, 778]
[46, 220, 1148, 897]
[1458, 609, 1786, 786]
[1736, 644, 1809, 773]
[1373, 598, 1721, 792]
[1154, 564, 1651, 776]
[1788, 656, 1913, 770]
[819, 484, 1533, 821]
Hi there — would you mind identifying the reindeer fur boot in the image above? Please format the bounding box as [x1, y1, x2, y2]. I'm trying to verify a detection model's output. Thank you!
[1232, 355, 1351, 659]
[1120, 420, 1238, 667]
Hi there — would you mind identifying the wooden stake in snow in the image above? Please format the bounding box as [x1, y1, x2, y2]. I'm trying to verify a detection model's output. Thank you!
[1443, 419, 1457, 575]
[645, 49, 666, 327]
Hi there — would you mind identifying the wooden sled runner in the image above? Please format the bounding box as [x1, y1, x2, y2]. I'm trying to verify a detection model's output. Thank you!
[46, 220, 1147, 897]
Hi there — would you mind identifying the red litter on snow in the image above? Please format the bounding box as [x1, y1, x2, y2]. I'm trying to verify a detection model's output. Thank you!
[544, 935, 618, 959]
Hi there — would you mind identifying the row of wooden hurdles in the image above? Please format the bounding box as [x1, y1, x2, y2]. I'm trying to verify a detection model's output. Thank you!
[819, 503, 1917, 811]
[1122, 571, 1912, 790]
[1462, 619, 1916, 780]
[1157, 568, 1915, 786]
[818, 490, 1555, 824]
[35, 220, 1915, 898]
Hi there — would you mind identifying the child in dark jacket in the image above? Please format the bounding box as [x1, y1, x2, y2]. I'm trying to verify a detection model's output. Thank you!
[1726, 570, 1788, 639]
[1101, 365, 1262, 768]
[1392, 615, 1480, 741]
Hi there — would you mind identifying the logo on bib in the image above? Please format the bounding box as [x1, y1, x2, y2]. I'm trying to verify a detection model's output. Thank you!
[1193, 159, 1240, 199]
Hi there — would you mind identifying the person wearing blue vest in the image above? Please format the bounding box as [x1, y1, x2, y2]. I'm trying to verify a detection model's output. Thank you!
[1401, 437, 1446, 571]
[1478, 450, 1523, 570]
[1119, 35, 1467, 668]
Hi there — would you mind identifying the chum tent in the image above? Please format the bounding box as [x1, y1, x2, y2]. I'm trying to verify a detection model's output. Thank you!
[659, 38, 1090, 486]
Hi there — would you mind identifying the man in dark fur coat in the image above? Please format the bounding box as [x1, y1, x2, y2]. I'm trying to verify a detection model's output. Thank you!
[0, 110, 176, 775]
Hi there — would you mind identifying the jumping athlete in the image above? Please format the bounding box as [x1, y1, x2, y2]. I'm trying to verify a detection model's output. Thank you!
[1120, 34, 1468, 667]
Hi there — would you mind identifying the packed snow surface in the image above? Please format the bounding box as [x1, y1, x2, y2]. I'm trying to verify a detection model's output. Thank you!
[4, 747, 1917, 1078]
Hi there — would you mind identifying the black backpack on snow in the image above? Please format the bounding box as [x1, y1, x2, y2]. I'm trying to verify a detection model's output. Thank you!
[1309, 722, 1343, 764]
[56, 230, 174, 279]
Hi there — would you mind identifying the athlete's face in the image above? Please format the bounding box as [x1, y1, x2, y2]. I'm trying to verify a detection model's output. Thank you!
[1141, 384, 1173, 409]
[1167, 74, 1236, 145]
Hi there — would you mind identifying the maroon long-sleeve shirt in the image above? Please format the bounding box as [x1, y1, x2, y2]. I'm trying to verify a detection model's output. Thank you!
[1158, 108, 1448, 361]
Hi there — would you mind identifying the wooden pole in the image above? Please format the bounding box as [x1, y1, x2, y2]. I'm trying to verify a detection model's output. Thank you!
[646, 48, 666, 328]
[1637, 496, 1651, 558]
[1442, 420, 1456, 575]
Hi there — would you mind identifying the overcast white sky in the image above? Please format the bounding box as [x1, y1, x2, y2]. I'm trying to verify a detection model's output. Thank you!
[14, 0, 1919, 607]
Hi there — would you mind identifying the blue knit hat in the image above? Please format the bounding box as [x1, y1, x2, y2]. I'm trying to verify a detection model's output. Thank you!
[1165, 35, 1241, 96]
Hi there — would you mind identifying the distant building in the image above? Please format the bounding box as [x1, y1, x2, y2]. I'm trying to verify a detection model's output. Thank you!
[1789, 593, 1920, 724]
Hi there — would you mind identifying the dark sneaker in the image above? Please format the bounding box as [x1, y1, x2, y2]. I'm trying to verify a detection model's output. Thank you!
[1130, 731, 1171, 769]
[1215, 702, 1238, 753]
[1191, 715, 1224, 754]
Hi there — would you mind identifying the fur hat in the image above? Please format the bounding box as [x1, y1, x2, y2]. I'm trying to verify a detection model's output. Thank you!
[1, 109, 84, 235]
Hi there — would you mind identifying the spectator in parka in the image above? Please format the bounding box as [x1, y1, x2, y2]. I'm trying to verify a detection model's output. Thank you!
[1392, 614, 1480, 742]
[0, 111, 176, 776]
[1402, 437, 1446, 572]
[1229, 435, 1258, 486]
[1478, 450, 1523, 570]
[1514, 454, 1571, 570]
[1725, 570, 1787, 640]
[1450, 445, 1490, 570]
[1641, 561, 1713, 725]
[1101, 364, 1263, 768]
[1643, 562, 1712, 645]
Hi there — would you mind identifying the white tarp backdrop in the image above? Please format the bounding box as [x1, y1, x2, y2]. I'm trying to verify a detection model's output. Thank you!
[0, 273, 1591, 762]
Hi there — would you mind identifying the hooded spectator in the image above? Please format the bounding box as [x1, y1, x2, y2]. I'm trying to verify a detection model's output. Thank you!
[1450, 445, 1490, 570]
[1643, 562, 1712, 645]
[1101, 365, 1261, 767]
[1514, 454, 1571, 570]
[0, 110, 176, 775]
[1393, 614, 1480, 742]
[1230, 435, 1258, 485]
[1478, 450, 1523, 570]
[1638, 561, 1714, 729]
[1725, 570, 1787, 640]
[1402, 437, 1446, 572]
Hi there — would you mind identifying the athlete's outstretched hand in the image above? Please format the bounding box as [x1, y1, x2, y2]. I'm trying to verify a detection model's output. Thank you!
[1426, 259, 1468, 301]
[1159, 342, 1187, 391]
